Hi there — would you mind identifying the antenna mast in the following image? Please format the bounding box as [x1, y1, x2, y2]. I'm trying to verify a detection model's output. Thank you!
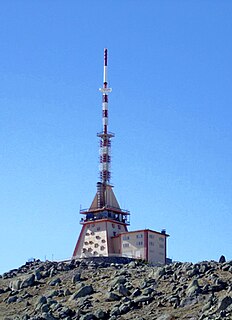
[97, 48, 114, 186]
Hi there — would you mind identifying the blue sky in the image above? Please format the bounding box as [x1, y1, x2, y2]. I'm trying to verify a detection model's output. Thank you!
[1, 0, 232, 274]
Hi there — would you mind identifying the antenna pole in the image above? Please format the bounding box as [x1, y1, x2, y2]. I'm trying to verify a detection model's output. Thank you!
[98, 49, 114, 186]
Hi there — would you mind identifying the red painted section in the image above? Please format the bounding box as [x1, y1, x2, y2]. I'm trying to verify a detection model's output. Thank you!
[144, 230, 148, 261]
[104, 48, 108, 66]
[105, 220, 110, 254]
[164, 235, 167, 264]
[116, 228, 169, 237]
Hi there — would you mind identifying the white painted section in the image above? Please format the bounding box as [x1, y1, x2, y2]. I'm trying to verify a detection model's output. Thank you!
[148, 231, 166, 265]
[104, 66, 107, 82]
[103, 117, 108, 125]
[74, 219, 127, 258]
[102, 102, 108, 110]
[120, 231, 145, 260]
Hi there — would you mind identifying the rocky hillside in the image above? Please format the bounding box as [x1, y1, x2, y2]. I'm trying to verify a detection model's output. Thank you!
[0, 258, 232, 320]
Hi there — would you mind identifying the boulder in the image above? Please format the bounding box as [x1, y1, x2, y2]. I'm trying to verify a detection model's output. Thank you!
[134, 295, 153, 304]
[49, 277, 61, 286]
[119, 302, 131, 314]
[20, 274, 35, 289]
[110, 276, 127, 288]
[9, 280, 22, 291]
[118, 284, 130, 296]
[219, 255, 226, 263]
[106, 291, 121, 301]
[7, 296, 18, 303]
[186, 279, 200, 296]
[72, 272, 81, 284]
[94, 309, 107, 319]
[217, 296, 232, 312]
[69, 285, 94, 300]
[80, 313, 96, 320]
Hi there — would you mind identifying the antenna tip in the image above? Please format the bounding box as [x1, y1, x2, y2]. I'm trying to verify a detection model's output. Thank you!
[104, 48, 108, 66]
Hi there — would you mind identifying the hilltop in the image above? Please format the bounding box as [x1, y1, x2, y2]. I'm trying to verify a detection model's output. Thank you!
[0, 258, 232, 320]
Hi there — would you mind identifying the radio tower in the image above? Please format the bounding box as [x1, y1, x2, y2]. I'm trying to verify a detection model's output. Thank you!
[72, 48, 130, 259]
[97, 49, 115, 208]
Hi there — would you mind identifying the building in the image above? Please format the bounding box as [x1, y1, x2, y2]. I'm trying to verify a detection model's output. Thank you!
[72, 49, 169, 264]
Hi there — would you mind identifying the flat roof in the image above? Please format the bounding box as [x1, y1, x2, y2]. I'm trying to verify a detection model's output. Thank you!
[112, 228, 169, 238]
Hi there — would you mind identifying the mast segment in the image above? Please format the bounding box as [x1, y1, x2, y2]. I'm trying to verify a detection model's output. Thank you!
[97, 48, 114, 186]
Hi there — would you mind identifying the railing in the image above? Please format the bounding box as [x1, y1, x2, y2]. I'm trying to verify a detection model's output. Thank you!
[80, 206, 130, 215]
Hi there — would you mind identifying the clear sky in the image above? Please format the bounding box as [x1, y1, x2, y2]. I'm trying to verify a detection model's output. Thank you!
[0, 0, 232, 274]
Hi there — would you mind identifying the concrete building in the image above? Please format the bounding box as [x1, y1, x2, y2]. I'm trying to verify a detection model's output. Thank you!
[72, 49, 169, 265]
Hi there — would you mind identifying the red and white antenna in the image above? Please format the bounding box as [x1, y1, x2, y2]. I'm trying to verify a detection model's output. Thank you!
[97, 48, 114, 185]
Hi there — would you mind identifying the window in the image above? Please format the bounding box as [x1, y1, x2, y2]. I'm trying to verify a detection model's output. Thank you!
[101, 239, 106, 243]
[82, 248, 87, 253]
[91, 232, 94, 236]
[123, 243, 129, 248]
[91, 224, 95, 228]
[84, 241, 88, 245]
[86, 232, 89, 236]
[149, 234, 154, 239]
[136, 234, 143, 238]
[93, 251, 98, 255]
[96, 235, 101, 240]
[123, 235, 130, 240]
[87, 248, 92, 252]
[149, 242, 154, 246]
[112, 224, 115, 228]
[97, 227, 100, 231]
[100, 246, 105, 250]
[159, 237, 164, 242]
[94, 244, 99, 248]
[118, 225, 121, 230]
[136, 241, 143, 246]
[159, 244, 164, 249]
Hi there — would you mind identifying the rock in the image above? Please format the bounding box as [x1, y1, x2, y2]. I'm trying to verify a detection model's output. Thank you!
[72, 272, 81, 284]
[69, 285, 94, 300]
[186, 279, 200, 296]
[119, 302, 131, 314]
[143, 287, 155, 295]
[131, 288, 142, 297]
[118, 284, 130, 296]
[110, 276, 126, 287]
[152, 267, 165, 279]
[64, 288, 72, 296]
[9, 280, 22, 291]
[47, 290, 59, 298]
[156, 315, 175, 320]
[201, 299, 212, 313]
[134, 295, 153, 304]
[80, 314, 96, 320]
[110, 307, 120, 317]
[106, 291, 121, 301]
[41, 304, 50, 312]
[58, 306, 74, 317]
[217, 296, 232, 312]
[41, 313, 56, 320]
[49, 277, 61, 286]
[34, 270, 42, 281]
[219, 255, 226, 263]
[180, 296, 198, 308]
[7, 296, 18, 303]
[20, 274, 35, 289]
[94, 309, 106, 319]
[37, 296, 47, 305]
